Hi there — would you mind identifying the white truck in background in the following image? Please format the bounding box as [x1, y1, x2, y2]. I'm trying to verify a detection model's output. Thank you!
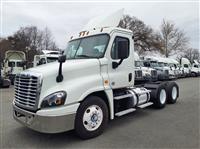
[13, 10, 179, 139]
[143, 57, 169, 80]
[3, 50, 26, 84]
[134, 52, 158, 83]
[191, 60, 200, 77]
[0, 60, 10, 88]
[166, 58, 182, 78]
[180, 57, 191, 77]
[33, 50, 60, 67]
[156, 58, 176, 80]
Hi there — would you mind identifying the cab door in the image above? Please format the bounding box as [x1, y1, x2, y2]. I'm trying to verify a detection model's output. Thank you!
[106, 33, 134, 89]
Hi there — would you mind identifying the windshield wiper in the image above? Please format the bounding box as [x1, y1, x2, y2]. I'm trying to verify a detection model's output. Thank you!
[75, 55, 97, 58]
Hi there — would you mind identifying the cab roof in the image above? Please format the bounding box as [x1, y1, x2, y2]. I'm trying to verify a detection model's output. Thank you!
[69, 27, 133, 42]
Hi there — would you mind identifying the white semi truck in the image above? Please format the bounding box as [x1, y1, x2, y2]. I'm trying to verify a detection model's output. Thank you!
[134, 52, 158, 82]
[180, 57, 191, 77]
[13, 10, 179, 139]
[33, 50, 60, 67]
[190, 60, 200, 77]
[3, 50, 26, 84]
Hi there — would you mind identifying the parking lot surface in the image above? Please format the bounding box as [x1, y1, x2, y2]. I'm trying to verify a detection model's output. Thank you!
[0, 78, 199, 149]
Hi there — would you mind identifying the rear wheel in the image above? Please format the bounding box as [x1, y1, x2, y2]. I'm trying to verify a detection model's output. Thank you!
[166, 82, 179, 104]
[151, 84, 167, 109]
[75, 96, 108, 139]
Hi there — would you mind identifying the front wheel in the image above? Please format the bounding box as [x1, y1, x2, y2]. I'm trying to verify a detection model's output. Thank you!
[75, 96, 108, 139]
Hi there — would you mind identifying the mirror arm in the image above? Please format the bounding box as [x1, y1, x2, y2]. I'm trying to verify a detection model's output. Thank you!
[56, 62, 63, 82]
[112, 59, 124, 69]
[56, 55, 66, 83]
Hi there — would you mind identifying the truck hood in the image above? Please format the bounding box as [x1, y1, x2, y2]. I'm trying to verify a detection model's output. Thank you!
[23, 59, 102, 105]
[27, 59, 100, 77]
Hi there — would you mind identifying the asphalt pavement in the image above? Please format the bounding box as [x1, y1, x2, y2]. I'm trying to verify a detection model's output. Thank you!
[0, 78, 199, 149]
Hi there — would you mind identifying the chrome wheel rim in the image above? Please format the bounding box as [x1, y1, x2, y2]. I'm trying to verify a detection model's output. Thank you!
[160, 89, 166, 104]
[83, 105, 103, 131]
[172, 86, 177, 100]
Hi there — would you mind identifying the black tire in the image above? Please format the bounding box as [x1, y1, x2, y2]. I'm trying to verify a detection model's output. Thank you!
[150, 83, 167, 109]
[191, 72, 197, 77]
[166, 82, 179, 104]
[75, 96, 108, 139]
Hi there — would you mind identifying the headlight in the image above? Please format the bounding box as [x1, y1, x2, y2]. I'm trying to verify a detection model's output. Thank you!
[41, 91, 67, 108]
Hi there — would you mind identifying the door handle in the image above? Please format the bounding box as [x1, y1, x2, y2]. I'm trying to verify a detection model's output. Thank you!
[129, 73, 132, 82]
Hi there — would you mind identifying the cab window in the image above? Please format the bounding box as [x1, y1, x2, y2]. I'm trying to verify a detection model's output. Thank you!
[184, 64, 188, 68]
[8, 61, 15, 67]
[111, 36, 129, 59]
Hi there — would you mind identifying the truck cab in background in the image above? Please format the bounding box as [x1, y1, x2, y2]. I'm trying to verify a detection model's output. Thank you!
[144, 57, 169, 81]
[166, 58, 182, 78]
[158, 58, 177, 80]
[191, 60, 200, 77]
[180, 57, 191, 77]
[33, 50, 60, 67]
[134, 52, 157, 83]
[3, 50, 26, 84]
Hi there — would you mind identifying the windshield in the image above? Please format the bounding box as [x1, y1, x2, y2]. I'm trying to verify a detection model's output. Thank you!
[47, 57, 58, 63]
[150, 61, 158, 67]
[164, 63, 168, 67]
[158, 62, 165, 67]
[135, 61, 144, 67]
[16, 62, 24, 67]
[64, 34, 109, 59]
[8, 61, 15, 67]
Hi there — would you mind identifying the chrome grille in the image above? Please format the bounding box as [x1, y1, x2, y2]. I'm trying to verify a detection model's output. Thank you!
[135, 70, 142, 78]
[14, 72, 41, 111]
[165, 70, 169, 75]
[151, 70, 157, 78]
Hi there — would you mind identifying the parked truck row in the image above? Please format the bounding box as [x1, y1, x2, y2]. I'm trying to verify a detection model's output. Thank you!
[134, 53, 200, 84]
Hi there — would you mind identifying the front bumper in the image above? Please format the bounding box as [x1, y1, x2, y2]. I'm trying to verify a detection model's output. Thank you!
[13, 103, 79, 133]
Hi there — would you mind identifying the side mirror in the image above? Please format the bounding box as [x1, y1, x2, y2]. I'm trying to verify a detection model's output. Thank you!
[58, 55, 66, 63]
[56, 55, 66, 83]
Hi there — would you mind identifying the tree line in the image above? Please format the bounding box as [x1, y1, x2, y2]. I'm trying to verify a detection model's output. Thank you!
[0, 26, 59, 63]
[119, 15, 199, 62]
[0, 15, 199, 64]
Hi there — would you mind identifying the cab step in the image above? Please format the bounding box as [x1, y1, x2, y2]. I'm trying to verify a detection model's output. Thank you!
[114, 93, 132, 100]
[137, 102, 153, 108]
[115, 108, 136, 117]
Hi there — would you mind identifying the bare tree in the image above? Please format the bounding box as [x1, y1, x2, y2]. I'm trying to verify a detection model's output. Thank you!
[160, 19, 188, 57]
[182, 48, 200, 62]
[119, 15, 162, 54]
[5, 26, 58, 63]
[42, 27, 54, 50]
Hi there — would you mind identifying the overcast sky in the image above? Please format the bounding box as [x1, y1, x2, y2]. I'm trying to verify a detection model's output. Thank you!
[1, 1, 199, 49]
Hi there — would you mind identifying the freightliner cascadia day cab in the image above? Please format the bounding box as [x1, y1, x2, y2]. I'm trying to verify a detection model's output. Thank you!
[13, 10, 179, 139]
